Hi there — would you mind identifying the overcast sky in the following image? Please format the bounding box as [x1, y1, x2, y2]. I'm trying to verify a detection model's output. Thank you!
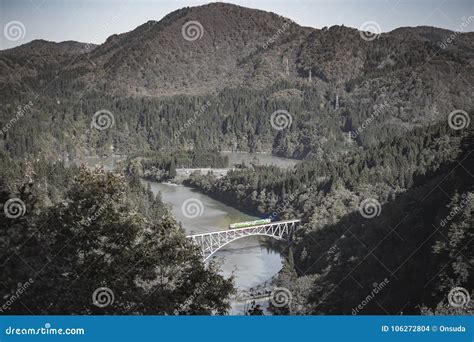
[1, 0, 473, 50]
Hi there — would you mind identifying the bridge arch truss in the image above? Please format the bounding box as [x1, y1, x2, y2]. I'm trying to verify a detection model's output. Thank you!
[187, 219, 300, 261]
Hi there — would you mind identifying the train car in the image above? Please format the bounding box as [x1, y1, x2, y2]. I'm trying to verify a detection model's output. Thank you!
[229, 218, 271, 229]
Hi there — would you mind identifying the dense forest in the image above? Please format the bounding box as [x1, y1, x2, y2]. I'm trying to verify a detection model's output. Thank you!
[0, 81, 355, 160]
[185, 123, 468, 221]
[1, 2, 473, 316]
[0, 154, 234, 314]
[185, 123, 474, 314]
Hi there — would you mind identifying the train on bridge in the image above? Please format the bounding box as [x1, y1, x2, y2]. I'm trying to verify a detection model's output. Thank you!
[229, 218, 271, 229]
[189, 218, 300, 260]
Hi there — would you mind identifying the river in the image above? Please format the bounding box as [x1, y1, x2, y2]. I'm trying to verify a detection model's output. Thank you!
[83, 152, 298, 314]
[144, 152, 298, 314]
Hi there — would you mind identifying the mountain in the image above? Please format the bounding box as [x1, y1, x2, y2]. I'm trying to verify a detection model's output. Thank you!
[0, 2, 472, 316]
[0, 2, 473, 159]
[0, 40, 95, 89]
[2, 3, 473, 96]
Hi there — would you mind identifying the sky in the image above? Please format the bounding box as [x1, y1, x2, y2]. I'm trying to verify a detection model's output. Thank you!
[1, 0, 473, 50]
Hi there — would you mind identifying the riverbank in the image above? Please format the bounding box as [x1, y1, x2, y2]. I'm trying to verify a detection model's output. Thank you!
[76, 152, 294, 314]
[142, 180, 284, 314]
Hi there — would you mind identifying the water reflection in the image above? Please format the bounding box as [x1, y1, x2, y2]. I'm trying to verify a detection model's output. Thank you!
[143, 181, 283, 314]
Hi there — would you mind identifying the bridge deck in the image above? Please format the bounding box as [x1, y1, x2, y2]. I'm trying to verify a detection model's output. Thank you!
[186, 219, 301, 238]
[186, 219, 301, 261]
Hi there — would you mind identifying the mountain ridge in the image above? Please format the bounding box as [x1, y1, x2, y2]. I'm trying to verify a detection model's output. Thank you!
[0, 2, 472, 159]
[2, 3, 473, 97]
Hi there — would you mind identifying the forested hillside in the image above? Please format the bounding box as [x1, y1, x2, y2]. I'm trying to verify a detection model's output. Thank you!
[1, 4, 473, 160]
[185, 123, 469, 222]
[0, 2, 472, 316]
[186, 123, 473, 314]
[0, 156, 234, 314]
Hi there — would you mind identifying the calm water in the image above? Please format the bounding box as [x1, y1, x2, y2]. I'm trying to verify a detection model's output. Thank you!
[82, 152, 299, 314]
[143, 150, 299, 314]
[142, 182, 283, 302]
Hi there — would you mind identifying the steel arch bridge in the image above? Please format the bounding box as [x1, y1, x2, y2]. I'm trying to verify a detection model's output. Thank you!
[187, 219, 300, 261]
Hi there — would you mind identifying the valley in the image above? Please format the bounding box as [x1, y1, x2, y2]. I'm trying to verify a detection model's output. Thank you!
[0, 2, 472, 316]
